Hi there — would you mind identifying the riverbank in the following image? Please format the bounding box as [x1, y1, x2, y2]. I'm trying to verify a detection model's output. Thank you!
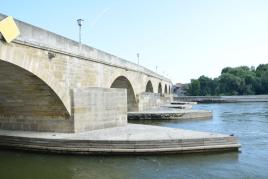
[0, 124, 240, 155]
[174, 95, 268, 103]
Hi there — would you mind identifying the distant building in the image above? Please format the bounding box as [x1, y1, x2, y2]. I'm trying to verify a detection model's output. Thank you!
[172, 83, 188, 96]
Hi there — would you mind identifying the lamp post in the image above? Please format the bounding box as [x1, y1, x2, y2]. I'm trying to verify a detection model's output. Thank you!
[137, 53, 140, 65]
[77, 19, 84, 44]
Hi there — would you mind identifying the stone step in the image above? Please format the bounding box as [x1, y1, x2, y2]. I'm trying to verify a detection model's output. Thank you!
[128, 110, 212, 120]
[0, 135, 240, 153]
[0, 124, 240, 155]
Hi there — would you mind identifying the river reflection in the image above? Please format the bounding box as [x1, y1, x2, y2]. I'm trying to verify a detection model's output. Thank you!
[1, 102, 268, 178]
[0, 149, 240, 179]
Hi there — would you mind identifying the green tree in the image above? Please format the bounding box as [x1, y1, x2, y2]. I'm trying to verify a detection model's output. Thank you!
[220, 66, 257, 95]
[219, 73, 243, 95]
[261, 70, 268, 94]
[198, 75, 212, 96]
[256, 64, 268, 77]
[187, 79, 200, 96]
[211, 78, 220, 95]
[185, 63, 268, 96]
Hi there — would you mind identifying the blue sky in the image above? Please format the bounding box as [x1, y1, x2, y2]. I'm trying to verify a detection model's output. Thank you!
[1, 0, 268, 83]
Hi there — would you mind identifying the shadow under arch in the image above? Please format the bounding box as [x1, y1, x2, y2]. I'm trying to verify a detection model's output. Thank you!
[110, 76, 138, 112]
[0, 60, 71, 131]
[145, 80, 154, 93]
[158, 83, 162, 94]
[164, 84, 168, 94]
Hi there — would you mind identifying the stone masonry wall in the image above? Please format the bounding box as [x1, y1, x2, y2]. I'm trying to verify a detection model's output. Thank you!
[72, 88, 127, 132]
[0, 61, 73, 133]
[137, 93, 162, 111]
[137, 93, 172, 111]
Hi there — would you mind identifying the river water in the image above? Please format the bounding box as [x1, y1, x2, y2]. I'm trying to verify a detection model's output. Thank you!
[0, 102, 268, 179]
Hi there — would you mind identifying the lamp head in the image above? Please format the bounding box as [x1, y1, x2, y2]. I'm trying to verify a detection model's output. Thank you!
[77, 19, 84, 26]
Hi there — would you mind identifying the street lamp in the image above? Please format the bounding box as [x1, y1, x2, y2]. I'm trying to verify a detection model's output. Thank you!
[77, 19, 84, 44]
[137, 53, 140, 65]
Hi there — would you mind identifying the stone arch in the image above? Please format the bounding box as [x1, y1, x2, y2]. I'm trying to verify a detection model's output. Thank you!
[164, 84, 168, 94]
[110, 76, 137, 112]
[0, 60, 71, 131]
[158, 83, 162, 94]
[0, 57, 71, 115]
[145, 80, 154, 93]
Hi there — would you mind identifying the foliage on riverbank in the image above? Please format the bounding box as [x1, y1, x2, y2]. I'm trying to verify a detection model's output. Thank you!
[186, 64, 268, 96]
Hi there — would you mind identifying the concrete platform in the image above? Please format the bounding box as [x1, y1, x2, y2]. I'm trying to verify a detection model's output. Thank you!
[0, 124, 240, 155]
[171, 101, 198, 105]
[174, 95, 268, 103]
[161, 104, 192, 109]
[128, 110, 212, 120]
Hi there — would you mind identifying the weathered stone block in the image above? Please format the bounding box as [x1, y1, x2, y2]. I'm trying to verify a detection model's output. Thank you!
[72, 87, 127, 132]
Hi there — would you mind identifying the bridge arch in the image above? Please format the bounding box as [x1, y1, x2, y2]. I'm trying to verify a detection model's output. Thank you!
[0, 51, 71, 115]
[158, 83, 162, 94]
[164, 84, 168, 94]
[0, 60, 71, 131]
[110, 76, 137, 111]
[145, 80, 154, 93]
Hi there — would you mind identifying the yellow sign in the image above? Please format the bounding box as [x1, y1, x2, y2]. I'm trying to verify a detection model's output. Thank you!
[0, 16, 20, 43]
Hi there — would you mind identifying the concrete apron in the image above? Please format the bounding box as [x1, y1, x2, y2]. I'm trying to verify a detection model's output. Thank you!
[0, 124, 240, 155]
[128, 110, 213, 120]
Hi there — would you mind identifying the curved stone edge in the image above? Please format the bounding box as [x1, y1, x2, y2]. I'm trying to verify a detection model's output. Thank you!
[0, 135, 240, 155]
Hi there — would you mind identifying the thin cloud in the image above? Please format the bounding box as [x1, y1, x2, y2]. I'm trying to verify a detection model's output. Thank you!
[90, 8, 110, 28]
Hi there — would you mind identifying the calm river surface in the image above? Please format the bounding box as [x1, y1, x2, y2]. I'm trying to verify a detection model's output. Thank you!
[1, 102, 268, 179]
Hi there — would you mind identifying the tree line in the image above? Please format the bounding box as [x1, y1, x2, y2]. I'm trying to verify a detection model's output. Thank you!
[186, 64, 268, 96]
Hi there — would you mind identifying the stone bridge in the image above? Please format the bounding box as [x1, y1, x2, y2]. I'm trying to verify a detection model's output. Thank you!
[0, 14, 172, 133]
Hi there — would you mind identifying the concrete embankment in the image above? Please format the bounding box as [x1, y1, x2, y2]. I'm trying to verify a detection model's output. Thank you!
[0, 124, 240, 155]
[128, 110, 212, 120]
[171, 101, 197, 105]
[160, 104, 192, 109]
[174, 95, 268, 103]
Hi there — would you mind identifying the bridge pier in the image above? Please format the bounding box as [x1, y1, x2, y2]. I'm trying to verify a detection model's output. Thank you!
[0, 87, 127, 133]
[71, 87, 127, 132]
[137, 92, 172, 111]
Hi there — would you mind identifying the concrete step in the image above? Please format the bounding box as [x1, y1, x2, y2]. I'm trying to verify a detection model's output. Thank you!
[0, 124, 240, 155]
[161, 104, 192, 109]
[128, 110, 212, 120]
